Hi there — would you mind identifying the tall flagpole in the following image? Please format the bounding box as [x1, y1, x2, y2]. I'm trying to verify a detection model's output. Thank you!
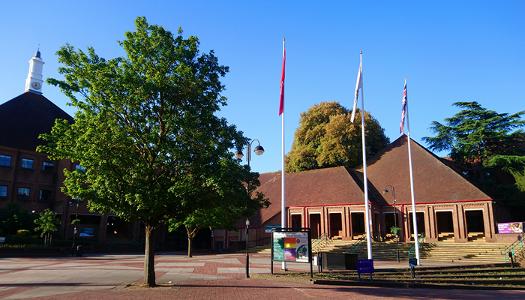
[405, 79, 421, 265]
[360, 50, 373, 260]
[280, 38, 287, 271]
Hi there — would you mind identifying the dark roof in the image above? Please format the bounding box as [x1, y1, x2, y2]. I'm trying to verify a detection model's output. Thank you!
[252, 166, 364, 226]
[365, 135, 491, 204]
[0, 92, 73, 151]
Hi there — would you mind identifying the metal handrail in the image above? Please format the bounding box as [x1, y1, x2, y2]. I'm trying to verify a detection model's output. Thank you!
[342, 235, 367, 254]
[501, 236, 524, 256]
[312, 233, 330, 254]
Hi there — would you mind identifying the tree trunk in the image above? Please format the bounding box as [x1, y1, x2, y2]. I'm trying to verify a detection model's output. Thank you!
[187, 235, 193, 258]
[186, 226, 199, 258]
[144, 224, 156, 287]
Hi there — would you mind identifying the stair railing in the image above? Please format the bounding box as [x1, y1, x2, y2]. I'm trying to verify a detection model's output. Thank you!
[312, 233, 330, 254]
[343, 235, 366, 255]
[501, 235, 524, 263]
[408, 234, 425, 258]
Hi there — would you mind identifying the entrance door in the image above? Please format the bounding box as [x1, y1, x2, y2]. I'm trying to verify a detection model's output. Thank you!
[408, 212, 425, 240]
[291, 214, 302, 231]
[309, 214, 321, 239]
[351, 212, 365, 238]
[329, 213, 343, 238]
[436, 211, 454, 240]
[465, 210, 485, 240]
[384, 212, 397, 238]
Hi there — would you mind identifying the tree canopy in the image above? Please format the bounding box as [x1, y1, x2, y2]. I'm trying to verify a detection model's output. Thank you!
[423, 101, 525, 214]
[39, 17, 259, 286]
[286, 102, 389, 173]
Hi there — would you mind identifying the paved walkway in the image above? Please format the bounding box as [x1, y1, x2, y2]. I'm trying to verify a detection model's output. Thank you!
[0, 253, 523, 299]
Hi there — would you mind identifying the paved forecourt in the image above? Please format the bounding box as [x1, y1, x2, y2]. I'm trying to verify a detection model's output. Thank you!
[0, 253, 524, 299]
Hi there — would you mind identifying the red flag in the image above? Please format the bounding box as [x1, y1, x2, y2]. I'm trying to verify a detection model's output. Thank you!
[279, 39, 286, 116]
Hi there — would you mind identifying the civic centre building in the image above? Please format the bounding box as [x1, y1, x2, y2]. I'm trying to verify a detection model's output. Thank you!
[213, 135, 511, 249]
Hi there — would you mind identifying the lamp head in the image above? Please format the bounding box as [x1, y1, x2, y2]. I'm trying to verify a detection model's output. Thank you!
[245, 218, 250, 227]
[235, 150, 244, 160]
[254, 145, 264, 155]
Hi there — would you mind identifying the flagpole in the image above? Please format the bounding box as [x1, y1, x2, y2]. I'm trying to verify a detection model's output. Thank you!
[280, 38, 287, 271]
[360, 50, 373, 260]
[405, 79, 421, 265]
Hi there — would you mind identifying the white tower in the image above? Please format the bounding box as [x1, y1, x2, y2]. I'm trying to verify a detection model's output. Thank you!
[24, 49, 44, 94]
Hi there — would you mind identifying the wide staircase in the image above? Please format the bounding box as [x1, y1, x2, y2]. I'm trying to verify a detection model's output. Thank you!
[311, 237, 510, 263]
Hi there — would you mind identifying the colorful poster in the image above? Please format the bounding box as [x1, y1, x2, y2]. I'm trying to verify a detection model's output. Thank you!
[498, 222, 524, 234]
[272, 232, 309, 263]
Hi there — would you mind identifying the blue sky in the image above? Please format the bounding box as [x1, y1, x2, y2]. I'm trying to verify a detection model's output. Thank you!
[1, 1, 523, 173]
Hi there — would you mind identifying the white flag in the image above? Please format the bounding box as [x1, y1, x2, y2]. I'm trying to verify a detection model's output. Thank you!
[350, 61, 363, 122]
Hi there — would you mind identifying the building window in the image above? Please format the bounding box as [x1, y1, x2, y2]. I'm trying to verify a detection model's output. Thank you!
[39, 190, 52, 202]
[21, 158, 34, 170]
[0, 155, 12, 167]
[0, 185, 7, 198]
[17, 187, 31, 199]
[42, 161, 55, 171]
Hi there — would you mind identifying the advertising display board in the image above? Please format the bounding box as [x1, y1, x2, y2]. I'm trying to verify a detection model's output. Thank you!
[498, 222, 524, 234]
[272, 231, 309, 262]
[271, 228, 313, 278]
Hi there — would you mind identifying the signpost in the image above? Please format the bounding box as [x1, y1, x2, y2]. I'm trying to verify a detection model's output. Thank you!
[271, 228, 313, 278]
[264, 225, 281, 234]
[357, 259, 374, 280]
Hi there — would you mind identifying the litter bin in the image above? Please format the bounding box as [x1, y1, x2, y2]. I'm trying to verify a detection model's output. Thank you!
[322, 252, 358, 270]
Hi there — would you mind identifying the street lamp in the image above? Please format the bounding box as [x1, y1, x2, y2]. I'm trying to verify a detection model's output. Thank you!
[236, 138, 264, 279]
[383, 185, 400, 262]
[245, 218, 250, 278]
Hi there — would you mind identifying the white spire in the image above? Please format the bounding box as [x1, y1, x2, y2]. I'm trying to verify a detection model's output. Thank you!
[24, 49, 44, 94]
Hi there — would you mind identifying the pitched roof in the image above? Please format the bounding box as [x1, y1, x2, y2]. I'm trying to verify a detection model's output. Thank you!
[365, 135, 491, 204]
[251, 166, 364, 226]
[0, 92, 73, 151]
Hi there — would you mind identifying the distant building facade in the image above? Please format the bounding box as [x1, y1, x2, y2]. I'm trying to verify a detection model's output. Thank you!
[0, 51, 137, 244]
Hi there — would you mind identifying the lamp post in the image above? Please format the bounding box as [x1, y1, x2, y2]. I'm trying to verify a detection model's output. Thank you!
[383, 185, 400, 262]
[235, 139, 264, 279]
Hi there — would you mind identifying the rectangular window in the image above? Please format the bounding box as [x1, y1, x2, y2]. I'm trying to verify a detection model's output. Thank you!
[42, 161, 55, 171]
[0, 155, 12, 167]
[21, 158, 34, 170]
[0, 185, 7, 198]
[17, 187, 31, 198]
[39, 190, 52, 202]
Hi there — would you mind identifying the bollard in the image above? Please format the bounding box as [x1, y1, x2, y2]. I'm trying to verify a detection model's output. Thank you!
[509, 251, 515, 268]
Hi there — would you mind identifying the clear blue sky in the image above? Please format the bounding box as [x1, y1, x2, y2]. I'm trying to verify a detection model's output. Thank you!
[1, 1, 523, 173]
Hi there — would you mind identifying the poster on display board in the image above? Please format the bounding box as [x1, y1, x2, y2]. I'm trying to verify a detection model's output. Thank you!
[272, 231, 310, 263]
[498, 222, 524, 234]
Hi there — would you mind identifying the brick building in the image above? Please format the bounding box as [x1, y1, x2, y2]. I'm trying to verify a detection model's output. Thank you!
[213, 135, 512, 249]
[0, 51, 137, 244]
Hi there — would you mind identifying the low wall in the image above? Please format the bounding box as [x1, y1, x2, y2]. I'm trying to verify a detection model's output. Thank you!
[495, 233, 522, 243]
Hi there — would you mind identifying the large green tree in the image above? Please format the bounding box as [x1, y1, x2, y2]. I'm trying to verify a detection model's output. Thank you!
[286, 102, 389, 172]
[39, 17, 254, 287]
[423, 101, 525, 212]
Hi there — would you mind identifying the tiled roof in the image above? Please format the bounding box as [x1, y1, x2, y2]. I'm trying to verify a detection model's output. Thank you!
[252, 135, 491, 226]
[250, 166, 364, 226]
[364, 135, 491, 204]
[0, 92, 73, 151]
